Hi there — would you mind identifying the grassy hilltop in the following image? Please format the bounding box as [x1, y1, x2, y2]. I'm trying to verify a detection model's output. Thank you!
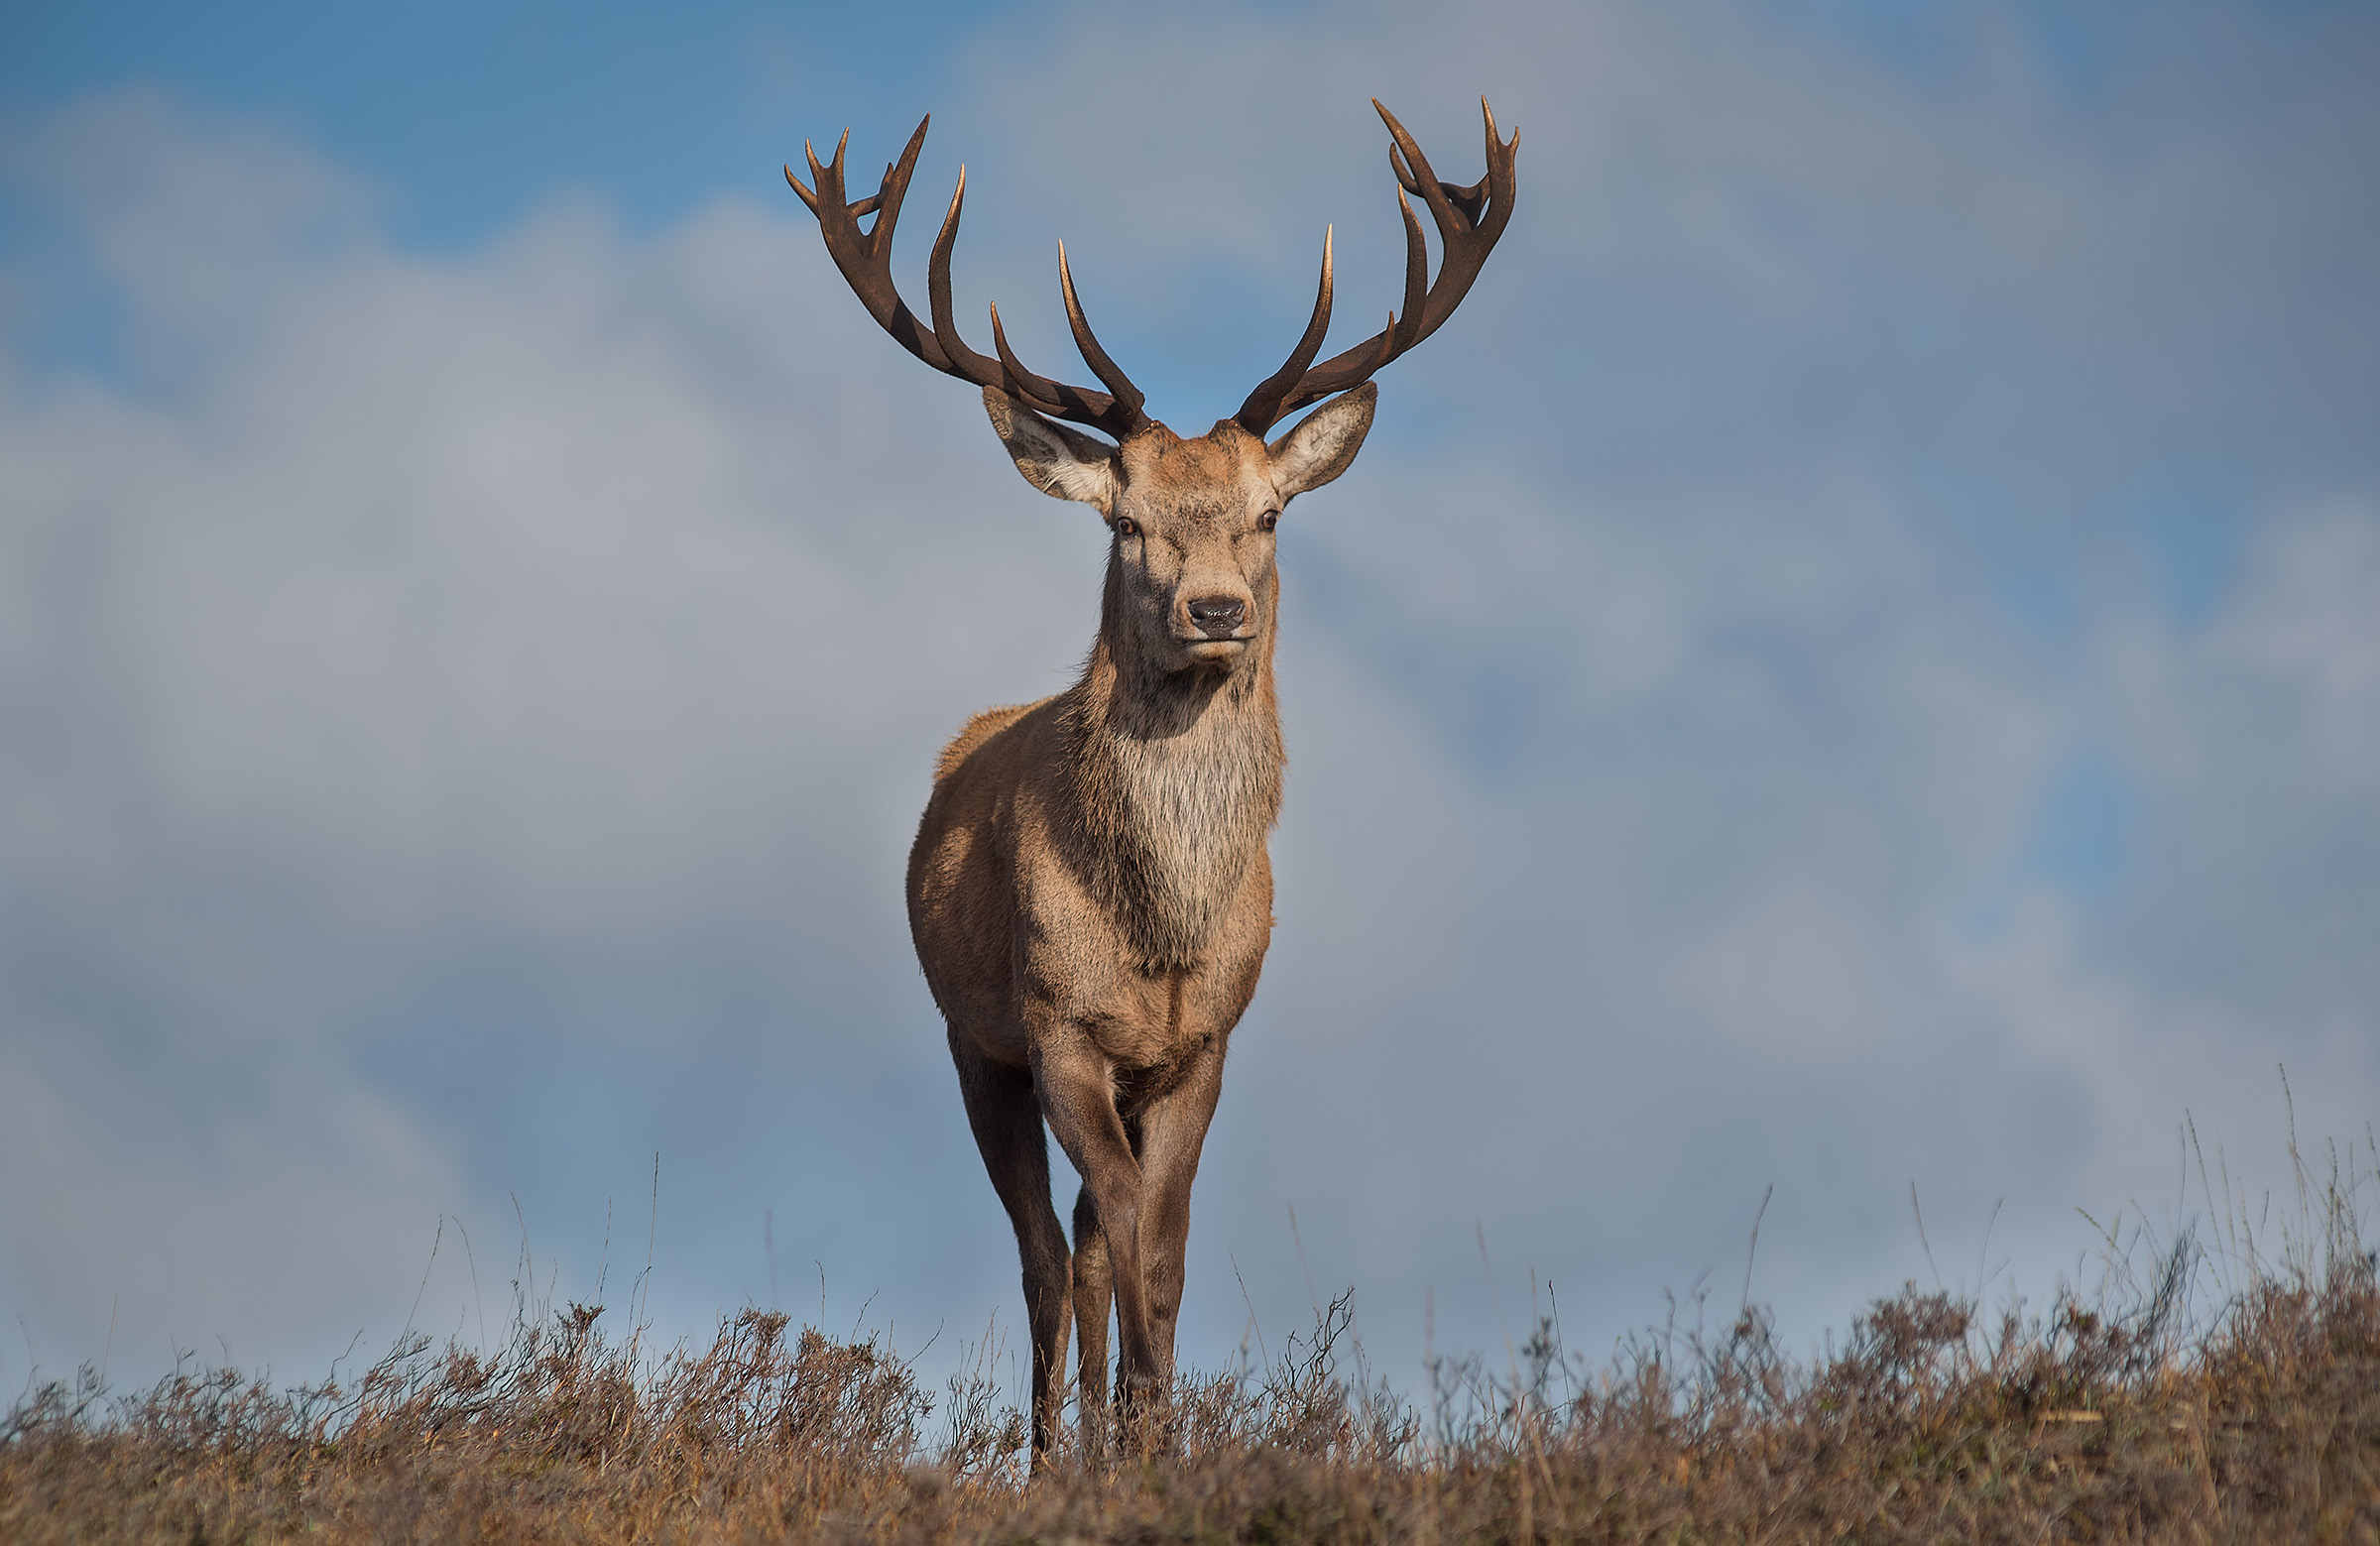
[7, 1156, 2377, 1544]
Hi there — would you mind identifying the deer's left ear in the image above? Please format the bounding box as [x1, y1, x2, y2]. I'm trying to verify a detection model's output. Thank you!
[1266, 382, 1375, 500]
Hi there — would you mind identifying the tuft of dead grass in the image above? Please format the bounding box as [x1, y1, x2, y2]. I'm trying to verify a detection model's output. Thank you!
[8, 1136, 2378, 1543]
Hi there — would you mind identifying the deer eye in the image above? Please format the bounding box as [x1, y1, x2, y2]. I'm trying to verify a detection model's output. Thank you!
[1257, 509, 1279, 533]
[1115, 516, 1139, 538]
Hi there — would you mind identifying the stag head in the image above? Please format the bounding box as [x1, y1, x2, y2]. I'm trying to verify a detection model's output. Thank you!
[979, 385, 1375, 679]
[785, 99, 1518, 677]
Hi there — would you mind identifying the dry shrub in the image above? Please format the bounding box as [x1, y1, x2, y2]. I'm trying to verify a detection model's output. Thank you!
[7, 1140, 2378, 1543]
[2, 1300, 949, 1542]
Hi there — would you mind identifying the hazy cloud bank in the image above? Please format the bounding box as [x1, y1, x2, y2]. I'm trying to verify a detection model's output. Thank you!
[3, 0, 2376, 1398]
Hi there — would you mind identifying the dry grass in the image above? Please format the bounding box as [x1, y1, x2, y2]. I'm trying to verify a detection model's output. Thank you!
[8, 1139, 2378, 1543]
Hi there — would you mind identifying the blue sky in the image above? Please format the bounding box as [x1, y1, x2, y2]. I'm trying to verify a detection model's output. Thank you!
[3, 0, 2377, 1414]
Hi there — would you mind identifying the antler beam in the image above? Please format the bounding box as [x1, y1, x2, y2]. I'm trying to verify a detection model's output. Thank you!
[1234, 98, 1519, 436]
[785, 117, 1152, 441]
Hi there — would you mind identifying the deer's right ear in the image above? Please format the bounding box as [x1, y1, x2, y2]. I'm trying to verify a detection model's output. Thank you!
[984, 388, 1118, 510]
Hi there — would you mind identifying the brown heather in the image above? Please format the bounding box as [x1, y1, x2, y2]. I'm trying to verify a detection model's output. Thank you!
[7, 1144, 2377, 1544]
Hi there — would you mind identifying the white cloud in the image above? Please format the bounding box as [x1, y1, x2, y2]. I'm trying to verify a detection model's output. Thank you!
[4, 1, 2377, 1401]
[1, 89, 1107, 1387]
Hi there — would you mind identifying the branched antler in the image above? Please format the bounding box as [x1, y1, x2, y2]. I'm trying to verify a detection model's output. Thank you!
[1234, 99, 1519, 436]
[785, 117, 1151, 440]
[787, 99, 1516, 442]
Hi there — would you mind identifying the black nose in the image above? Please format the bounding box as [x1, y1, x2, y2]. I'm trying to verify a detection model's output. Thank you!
[1187, 596, 1247, 638]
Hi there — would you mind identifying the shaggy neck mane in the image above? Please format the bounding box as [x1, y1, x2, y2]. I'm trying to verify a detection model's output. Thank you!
[1057, 560, 1286, 972]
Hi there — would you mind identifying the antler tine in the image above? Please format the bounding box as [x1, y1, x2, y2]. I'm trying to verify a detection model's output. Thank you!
[785, 148, 883, 218]
[1367, 310, 1398, 378]
[1057, 244, 1149, 433]
[782, 161, 818, 212]
[1234, 227, 1337, 436]
[866, 118, 933, 262]
[821, 129, 856, 218]
[1393, 188, 1428, 353]
[988, 304, 1070, 411]
[1380, 104, 1488, 227]
[789, 116, 1147, 440]
[1234, 97, 1518, 432]
[923, 166, 1007, 387]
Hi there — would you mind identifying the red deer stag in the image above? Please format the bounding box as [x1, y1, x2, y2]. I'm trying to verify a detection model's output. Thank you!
[787, 99, 1515, 1467]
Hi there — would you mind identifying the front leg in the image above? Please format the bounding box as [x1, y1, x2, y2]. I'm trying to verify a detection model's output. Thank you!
[1070, 1184, 1112, 1459]
[1031, 1029, 1159, 1420]
[1128, 1031, 1228, 1403]
[950, 1050, 1073, 1469]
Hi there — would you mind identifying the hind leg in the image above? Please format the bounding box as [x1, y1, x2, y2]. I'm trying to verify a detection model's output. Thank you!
[953, 1050, 1072, 1469]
